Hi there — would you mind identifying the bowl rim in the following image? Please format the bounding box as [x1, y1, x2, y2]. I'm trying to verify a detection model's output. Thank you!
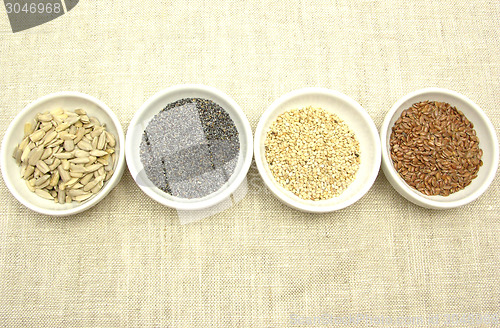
[380, 87, 499, 209]
[254, 87, 381, 213]
[125, 84, 253, 210]
[0, 91, 126, 216]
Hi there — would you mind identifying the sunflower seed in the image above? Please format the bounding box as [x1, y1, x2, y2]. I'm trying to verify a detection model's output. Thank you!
[29, 129, 45, 142]
[74, 193, 93, 202]
[64, 139, 75, 152]
[28, 147, 44, 166]
[90, 150, 108, 157]
[69, 157, 90, 164]
[77, 140, 92, 151]
[35, 189, 53, 200]
[36, 161, 50, 174]
[58, 165, 71, 182]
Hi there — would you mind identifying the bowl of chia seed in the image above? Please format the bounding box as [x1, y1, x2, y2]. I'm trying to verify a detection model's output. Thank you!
[126, 85, 253, 210]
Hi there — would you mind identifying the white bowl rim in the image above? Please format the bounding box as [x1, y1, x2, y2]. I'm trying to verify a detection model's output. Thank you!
[380, 87, 499, 209]
[254, 87, 381, 213]
[125, 84, 253, 211]
[1, 91, 126, 216]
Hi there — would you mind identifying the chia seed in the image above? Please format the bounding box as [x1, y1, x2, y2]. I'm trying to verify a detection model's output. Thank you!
[140, 98, 240, 199]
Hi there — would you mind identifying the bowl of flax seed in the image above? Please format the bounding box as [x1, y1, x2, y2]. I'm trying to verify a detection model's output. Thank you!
[381, 88, 499, 209]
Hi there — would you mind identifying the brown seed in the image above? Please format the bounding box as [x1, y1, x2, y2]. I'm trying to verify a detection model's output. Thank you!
[390, 101, 482, 196]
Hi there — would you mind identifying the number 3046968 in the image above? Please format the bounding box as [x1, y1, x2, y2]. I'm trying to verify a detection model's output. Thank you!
[5, 2, 62, 14]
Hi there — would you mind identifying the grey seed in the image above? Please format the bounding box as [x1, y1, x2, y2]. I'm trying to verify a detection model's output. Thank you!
[64, 139, 75, 152]
[28, 147, 44, 166]
[69, 157, 90, 164]
[35, 189, 53, 200]
[35, 174, 51, 186]
[58, 165, 71, 182]
[90, 150, 108, 157]
[77, 140, 92, 151]
[36, 161, 50, 174]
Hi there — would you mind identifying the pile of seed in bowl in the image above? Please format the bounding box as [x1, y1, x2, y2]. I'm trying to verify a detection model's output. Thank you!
[140, 98, 240, 199]
[12, 108, 116, 203]
[265, 106, 360, 201]
[390, 101, 483, 196]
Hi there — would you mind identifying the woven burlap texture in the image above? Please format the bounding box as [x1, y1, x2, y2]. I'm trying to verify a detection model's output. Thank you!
[1, 0, 499, 327]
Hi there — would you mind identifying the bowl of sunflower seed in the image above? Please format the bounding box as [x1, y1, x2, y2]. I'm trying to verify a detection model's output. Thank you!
[1, 92, 125, 216]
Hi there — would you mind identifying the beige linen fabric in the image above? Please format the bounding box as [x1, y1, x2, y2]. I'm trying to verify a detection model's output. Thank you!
[1, 0, 499, 327]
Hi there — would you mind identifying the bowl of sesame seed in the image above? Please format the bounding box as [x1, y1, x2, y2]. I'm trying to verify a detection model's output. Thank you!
[380, 87, 499, 209]
[125, 84, 253, 211]
[254, 87, 381, 212]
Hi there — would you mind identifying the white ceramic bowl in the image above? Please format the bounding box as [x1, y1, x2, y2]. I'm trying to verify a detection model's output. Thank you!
[1, 92, 126, 216]
[380, 87, 499, 209]
[126, 84, 253, 211]
[254, 87, 381, 213]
